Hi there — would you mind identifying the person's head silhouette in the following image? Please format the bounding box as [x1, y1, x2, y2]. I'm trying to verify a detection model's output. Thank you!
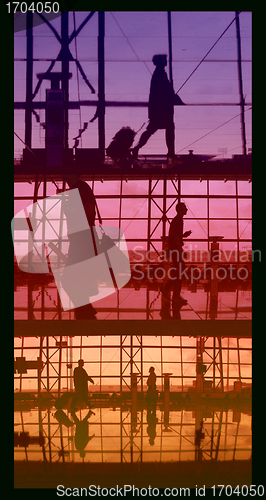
[152, 54, 167, 68]
[175, 202, 188, 216]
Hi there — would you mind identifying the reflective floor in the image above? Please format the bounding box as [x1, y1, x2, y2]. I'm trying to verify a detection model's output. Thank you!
[14, 405, 251, 464]
[14, 395, 252, 489]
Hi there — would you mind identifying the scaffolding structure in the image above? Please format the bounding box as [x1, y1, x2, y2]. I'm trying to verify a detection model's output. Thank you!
[14, 174, 252, 320]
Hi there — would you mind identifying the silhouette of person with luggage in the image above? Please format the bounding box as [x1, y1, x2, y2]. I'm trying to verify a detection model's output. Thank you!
[132, 54, 184, 164]
[60, 174, 99, 319]
[71, 359, 95, 410]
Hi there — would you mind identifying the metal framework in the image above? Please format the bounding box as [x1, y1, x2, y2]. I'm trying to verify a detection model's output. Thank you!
[14, 174, 252, 320]
[14, 11, 251, 159]
[14, 332, 251, 394]
[14, 12, 252, 474]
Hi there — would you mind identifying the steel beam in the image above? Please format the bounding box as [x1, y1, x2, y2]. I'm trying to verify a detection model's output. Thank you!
[235, 11, 247, 156]
[25, 12, 33, 149]
[14, 320, 252, 338]
[61, 12, 69, 151]
[98, 12, 105, 161]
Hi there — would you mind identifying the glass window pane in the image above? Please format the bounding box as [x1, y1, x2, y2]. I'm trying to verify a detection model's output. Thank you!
[181, 180, 207, 195]
[238, 198, 252, 219]
[209, 219, 237, 239]
[209, 181, 236, 195]
[209, 198, 236, 218]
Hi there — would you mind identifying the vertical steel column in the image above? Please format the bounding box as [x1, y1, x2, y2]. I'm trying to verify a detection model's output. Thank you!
[61, 12, 69, 151]
[130, 335, 133, 385]
[117, 178, 123, 318]
[235, 179, 240, 283]
[100, 335, 103, 393]
[131, 373, 138, 432]
[46, 336, 50, 392]
[58, 339, 62, 397]
[235, 11, 247, 156]
[207, 177, 210, 253]
[57, 182, 66, 319]
[167, 12, 177, 157]
[69, 336, 73, 392]
[98, 12, 105, 161]
[146, 177, 152, 319]
[41, 181, 47, 319]
[180, 336, 184, 392]
[212, 337, 216, 390]
[120, 336, 123, 394]
[140, 336, 143, 392]
[209, 239, 219, 319]
[25, 13, 34, 319]
[217, 337, 224, 392]
[25, 12, 33, 149]
[163, 373, 171, 430]
[162, 177, 167, 245]
[177, 176, 181, 203]
[161, 178, 170, 318]
[196, 337, 205, 393]
[38, 337, 43, 396]
[167, 12, 173, 88]
[237, 338, 242, 383]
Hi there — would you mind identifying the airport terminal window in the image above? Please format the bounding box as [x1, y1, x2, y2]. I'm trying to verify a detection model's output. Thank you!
[14, 13, 252, 485]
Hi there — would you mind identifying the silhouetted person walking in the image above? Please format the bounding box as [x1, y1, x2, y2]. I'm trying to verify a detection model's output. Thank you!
[132, 54, 184, 164]
[71, 359, 94, 410]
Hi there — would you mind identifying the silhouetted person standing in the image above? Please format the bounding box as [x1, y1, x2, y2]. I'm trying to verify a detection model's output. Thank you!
[168, 202, 191, 267]
[71, 359, 94, 410]
[169, 202, 191, 317]
[161, 202, 191, 319]
[132, 54, 183, 163]
[146, 366, 157, 409]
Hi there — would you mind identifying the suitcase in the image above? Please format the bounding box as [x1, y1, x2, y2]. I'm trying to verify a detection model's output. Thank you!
[54, 409, 74, 427]
[54, 392, 74, 410]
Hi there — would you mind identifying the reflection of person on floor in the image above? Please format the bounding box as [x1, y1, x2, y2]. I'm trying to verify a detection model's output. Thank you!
[71, 359, 94, 410]
[61, 173, 98, 319]
[195, 420, 205, 461]
[146, 409, 157, 446]
[71, 409, 95, 458]
[161, 202, 191, 319]
[146, 366, 157, 410]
